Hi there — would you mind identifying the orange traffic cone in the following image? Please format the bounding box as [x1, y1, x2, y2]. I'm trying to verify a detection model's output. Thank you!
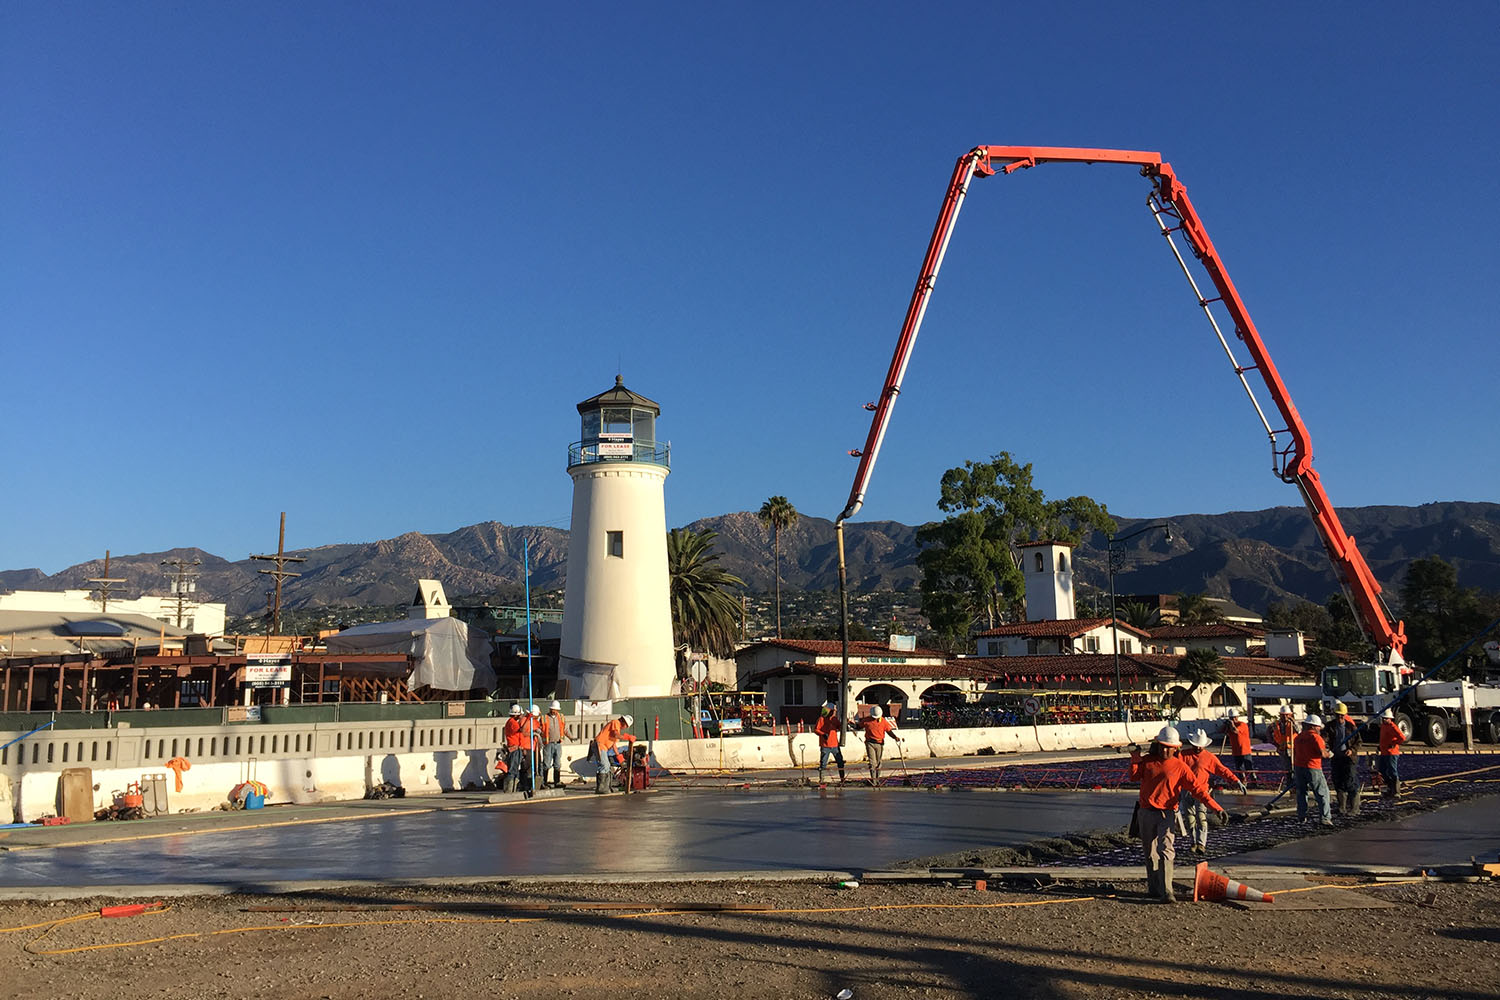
[1192, 862, 1274, 903]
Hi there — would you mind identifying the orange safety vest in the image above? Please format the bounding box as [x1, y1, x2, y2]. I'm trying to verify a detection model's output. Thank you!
[1227, 720, 1253, 756]
[813, 713, 841, 748]
[503, 716, 533, 751]
[1128, 751, 1221, 812]
[1292, 730, 1326, 768]
[545, 710, 567, 744]
[1184, 748, 1240, 784]
[1379, 719, 1406, 755]
[595, 719, 636, 751]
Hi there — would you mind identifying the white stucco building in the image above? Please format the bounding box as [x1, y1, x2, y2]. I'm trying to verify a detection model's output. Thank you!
[0, 588, 226, 636]
[556, 377, 676, 700]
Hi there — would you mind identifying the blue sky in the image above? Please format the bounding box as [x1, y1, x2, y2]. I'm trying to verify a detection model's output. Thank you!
[3, 3, 1495, 573]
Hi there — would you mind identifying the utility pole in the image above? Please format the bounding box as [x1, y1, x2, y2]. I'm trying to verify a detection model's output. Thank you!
[159, 557, 202, 628]
[87, 550, 127, 613]
[250, 512, 305, 636]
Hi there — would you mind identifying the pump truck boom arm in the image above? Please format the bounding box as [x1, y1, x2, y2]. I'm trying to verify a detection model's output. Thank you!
[837, 145, 1407, 663]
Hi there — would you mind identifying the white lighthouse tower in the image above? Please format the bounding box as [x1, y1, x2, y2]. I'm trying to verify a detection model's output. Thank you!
[557, 377, 676, 700]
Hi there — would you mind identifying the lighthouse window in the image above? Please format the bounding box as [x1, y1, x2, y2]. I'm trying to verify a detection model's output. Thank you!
[608, 530, 624, 558]
[581, 409, 601, 442]
[603, 407, 633, 436]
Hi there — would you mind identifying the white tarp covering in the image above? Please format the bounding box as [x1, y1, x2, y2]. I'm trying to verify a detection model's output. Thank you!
[325, 617, 496, 693]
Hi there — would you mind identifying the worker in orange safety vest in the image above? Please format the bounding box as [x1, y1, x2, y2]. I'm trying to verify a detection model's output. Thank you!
[1376, 707, 1407, 798]
[541, 699, 568, 789]
[501, 704, 536, 794]
[856, 705, 902, 786]
[1127, 725, 1225, 903]
[593, 714, 637, 795]
[1222, 707, 1255, 785]
[1291, 714, 1332, 825]
[1268, 705, 1297, 790]
[1180, 729, 1246, 855]
[812, 702, 846, 785]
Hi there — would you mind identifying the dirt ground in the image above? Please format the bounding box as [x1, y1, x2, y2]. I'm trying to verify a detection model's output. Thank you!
[2, 877, 1496, 1000]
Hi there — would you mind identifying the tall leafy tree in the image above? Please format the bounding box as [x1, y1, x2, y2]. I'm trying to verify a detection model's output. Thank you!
[1119, 600, 1159, 630]
[757, 496, 798, 637]
[667, 527, 745, 659]
[1171, 647, 1225, 717]
[916, 452, 1115, 648]
[1401, 556, 1494, 677]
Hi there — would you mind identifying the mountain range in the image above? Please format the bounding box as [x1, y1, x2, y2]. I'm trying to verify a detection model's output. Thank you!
[3, 502, 1497, 620]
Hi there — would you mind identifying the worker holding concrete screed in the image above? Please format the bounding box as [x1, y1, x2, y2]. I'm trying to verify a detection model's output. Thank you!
[1180, 730, 1246, 855]
[1326, 703, 1363, 816]
[856, 705, 902, 786]
[813, 702, 847, 785]
[1292, 715, 1333, 826]
[593, 714, 636, 794]
[1127, 726, 1225, 903]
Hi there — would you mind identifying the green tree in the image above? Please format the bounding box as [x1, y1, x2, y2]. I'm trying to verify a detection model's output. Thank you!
[667, 527, 745, 659]
[1175, 592, 1224, 626]
[757, 496, 798, 637]
[1401, 556, 1492, 677]
[1171, 647, 1225, 717]
[916, 452, 1116, 648]
[1119, 600, 1159, 630]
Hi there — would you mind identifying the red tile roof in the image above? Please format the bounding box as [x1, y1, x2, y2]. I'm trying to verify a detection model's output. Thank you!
[1147, 624, 1265, 640]
[745, 661, 978, 684]
[976, 618, 1152, 639]
[737, 638, 947, 659]
[960, 654, 1166, 681]
[1130, 653, 1312, 680]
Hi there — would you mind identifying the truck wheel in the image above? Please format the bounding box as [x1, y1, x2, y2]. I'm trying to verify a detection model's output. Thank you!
[1419, 713, 1447, 748]
[1481, 713, 1500, 745]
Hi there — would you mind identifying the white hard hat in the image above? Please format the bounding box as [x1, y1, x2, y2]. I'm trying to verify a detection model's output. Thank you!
[1381, 708, 1393, 719]
[1224, 708, 1239, 719]
[1188, 730, 1212, 748]
[870, 705, 883, 719]
[529, 705, 540, 716]
[821, 701, 832, 709]
[1279, 705, 1293, 715]
[509, 704, 522, 716]
[1154, 725, 1182, 747]
[1304, 714, 1323, 728]
[549, 700, 561, 710]
[622, 714, 634, 726]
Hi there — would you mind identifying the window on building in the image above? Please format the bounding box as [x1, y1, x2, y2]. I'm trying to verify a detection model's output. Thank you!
[607, 530, 624, 558]
[783, 677, 805, 705]
[1058, 551, 1068, 573]
[1026, 638, 1040, 655]
[1034, 552, 1044, 572]
[1084, 635, 1099, 652]
[1120, 638, 1134, 654]
[988, 640, 1004, 656]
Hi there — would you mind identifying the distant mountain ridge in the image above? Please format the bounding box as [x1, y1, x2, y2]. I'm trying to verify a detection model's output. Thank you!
[3, 502, 1496, 619]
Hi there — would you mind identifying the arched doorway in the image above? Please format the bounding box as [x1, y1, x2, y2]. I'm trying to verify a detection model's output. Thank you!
[855, 684, 907, 718]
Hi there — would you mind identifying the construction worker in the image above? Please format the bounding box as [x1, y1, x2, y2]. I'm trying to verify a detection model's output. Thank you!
[1181, 729, 1247, 855]
[1326, 703, 1363, 816]
[1268, 705, 1297, 790]
[857, 705, 902, 786]
[542, 699, 567, 788]
[501, 704, 533, 794]
[1377, 708, 1406, 798]
[812, 702, 846, 784]
[1292, 714, 1333, 825]
[1127, 726, 1225, 903]
[1222, 708, 1254, 785]
[593, 714, 636, 794]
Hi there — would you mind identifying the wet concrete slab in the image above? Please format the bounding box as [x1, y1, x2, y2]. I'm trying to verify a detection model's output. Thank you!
[0, 787, 1134, 890]
[1223, 794, 1500, 870]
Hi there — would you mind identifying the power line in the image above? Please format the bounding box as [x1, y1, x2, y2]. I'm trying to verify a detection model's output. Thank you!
[250, 512, 305, 636]
[159, 557, 202, 628]
[86, 549, 127, 613]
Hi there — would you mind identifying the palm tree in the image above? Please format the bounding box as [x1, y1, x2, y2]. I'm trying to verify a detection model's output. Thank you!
[1172, 647, 1225, 718]
[757, 495, 798, 637]
[1119, 600, 1159, 630]
[667, 527, 745, 659]
[1175, 592, 1224, 626]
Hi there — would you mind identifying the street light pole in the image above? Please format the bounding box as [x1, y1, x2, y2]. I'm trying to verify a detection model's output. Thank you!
[1107, 521, 1173, 722]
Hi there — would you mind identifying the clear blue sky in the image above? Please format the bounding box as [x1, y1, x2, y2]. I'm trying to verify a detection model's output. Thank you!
[3, 3, 1495, 573]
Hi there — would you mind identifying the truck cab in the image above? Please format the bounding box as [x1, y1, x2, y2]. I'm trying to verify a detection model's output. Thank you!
[1320, 662, 1401, 722]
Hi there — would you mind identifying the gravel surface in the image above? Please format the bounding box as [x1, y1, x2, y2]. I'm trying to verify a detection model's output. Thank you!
[2, 877, 1496, 999]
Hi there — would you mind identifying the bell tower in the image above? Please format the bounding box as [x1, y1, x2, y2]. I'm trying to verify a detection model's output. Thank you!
[557, 377, 675, 699]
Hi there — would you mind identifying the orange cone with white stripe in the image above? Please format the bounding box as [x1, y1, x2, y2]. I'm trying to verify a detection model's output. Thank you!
[1193, 862, 1274, 903]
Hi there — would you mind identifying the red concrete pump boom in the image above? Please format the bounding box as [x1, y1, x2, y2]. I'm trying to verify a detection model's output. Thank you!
[837, 145, 1407, 664]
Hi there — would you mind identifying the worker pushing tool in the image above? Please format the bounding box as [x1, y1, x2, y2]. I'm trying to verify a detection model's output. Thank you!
[813, 702, 847, 785]
[1127, 726, 1226, 903]
[1222, 708, 1255, 786]
[856, 705, 902, 786]
[1180, 730, 1246, 855]
[593, 714, 636, 795]
[1292, 714, 1333, 825]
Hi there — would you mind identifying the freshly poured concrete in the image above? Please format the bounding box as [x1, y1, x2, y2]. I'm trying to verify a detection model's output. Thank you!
[1225, 794, 1500, 869]
[0, 788, 1133, 889]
